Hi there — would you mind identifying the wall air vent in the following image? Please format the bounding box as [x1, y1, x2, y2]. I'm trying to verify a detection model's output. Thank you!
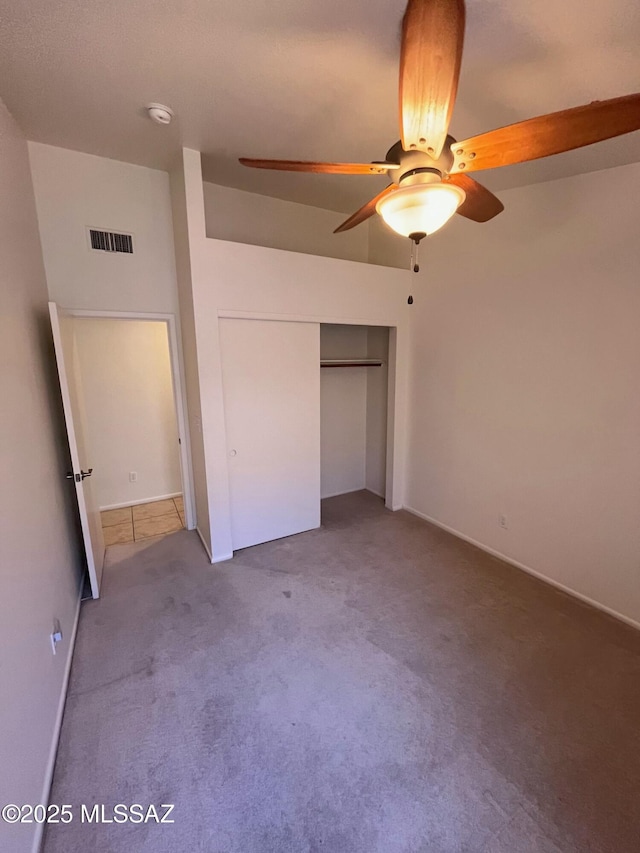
[88, 228, 133, 254]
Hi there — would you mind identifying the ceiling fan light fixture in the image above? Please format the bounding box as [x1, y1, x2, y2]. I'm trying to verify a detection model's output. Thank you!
[376, 182, 466, 239]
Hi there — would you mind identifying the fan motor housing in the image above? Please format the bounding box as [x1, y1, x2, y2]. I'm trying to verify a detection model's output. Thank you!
[386, 136, 456, 186]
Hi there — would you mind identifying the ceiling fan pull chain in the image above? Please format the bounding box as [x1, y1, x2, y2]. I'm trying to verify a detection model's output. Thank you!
[409, 231, 426, 273]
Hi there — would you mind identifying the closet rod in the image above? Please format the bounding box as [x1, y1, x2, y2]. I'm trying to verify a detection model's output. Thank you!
[320, 359, 384, 368]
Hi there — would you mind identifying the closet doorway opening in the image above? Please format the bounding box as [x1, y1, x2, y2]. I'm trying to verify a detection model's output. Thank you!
[69, 312, 193, 550]
[320, 323, 390, 514]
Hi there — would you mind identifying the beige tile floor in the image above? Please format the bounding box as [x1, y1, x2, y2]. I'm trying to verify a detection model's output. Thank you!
[101, 496, 185, 546]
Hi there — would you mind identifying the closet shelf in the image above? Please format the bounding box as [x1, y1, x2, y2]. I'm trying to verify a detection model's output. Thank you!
[320, 359, 384, 368]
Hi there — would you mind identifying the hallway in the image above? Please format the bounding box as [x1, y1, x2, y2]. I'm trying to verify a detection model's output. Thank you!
[101, 496, 185, 545]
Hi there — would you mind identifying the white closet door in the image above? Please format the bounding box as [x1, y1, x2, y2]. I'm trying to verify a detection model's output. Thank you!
[219, 318, 321, 551]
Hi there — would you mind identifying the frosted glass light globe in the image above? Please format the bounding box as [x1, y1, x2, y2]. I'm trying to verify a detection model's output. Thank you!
[376, 182, 466, 238]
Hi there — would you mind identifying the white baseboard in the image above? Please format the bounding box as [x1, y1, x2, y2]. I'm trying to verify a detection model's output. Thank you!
[403, 505, 640, 632]
[213, 551, 234, 564]
[321, 487, 388, 501]
[321, 486, 367, 499]
[199, 533, 231, 564]
[100, 492, 182, 511]
[366, 487, 386, 499]
[196, 526, 214, 563]
[33, 582, 83, 853]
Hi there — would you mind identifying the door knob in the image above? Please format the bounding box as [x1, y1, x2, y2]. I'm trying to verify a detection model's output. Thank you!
[66, 469, 93, 481]
[229, 449, 237, 458]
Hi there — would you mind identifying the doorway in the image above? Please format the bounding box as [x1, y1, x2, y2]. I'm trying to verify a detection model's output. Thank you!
[71, 315, 192, 547]
[50, 304, 194, 597]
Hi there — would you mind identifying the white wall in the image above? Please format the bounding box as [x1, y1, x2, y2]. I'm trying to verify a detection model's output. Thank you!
[73, 319, 182, 509]
[28, 143, 179, 313]
[29, 143, 196, 530]
[367, 215, 409, 270]
[406, 162, 640, 626]
[204, 182, 369, 263]
[172, 148, 412, 561]
[170, 161, 212, 552]
[366, 326, 389, 497]
[320, 325, 369, 498]
[0, 100, 82, 853]
[204, 180, 410, 270]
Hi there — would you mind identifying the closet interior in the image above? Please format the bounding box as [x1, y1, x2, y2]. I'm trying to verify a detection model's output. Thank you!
[320, 323, 389, 504]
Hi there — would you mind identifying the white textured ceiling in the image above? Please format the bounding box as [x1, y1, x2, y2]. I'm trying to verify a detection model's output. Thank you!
[0, 0, 638, 213]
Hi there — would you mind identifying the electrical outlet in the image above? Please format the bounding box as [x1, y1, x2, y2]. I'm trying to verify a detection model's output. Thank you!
[129, 471, 137, 483]
[499, 514, 508, 529]
[50, 619, 63, 655]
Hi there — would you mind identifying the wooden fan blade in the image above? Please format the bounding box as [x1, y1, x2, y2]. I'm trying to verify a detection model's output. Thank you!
[451, 93, 640, 174]
[445, 174, 504, 222]
[399, 0, 466, 159]
[239, 158, 399, 175]
[334, 186, 396, 233]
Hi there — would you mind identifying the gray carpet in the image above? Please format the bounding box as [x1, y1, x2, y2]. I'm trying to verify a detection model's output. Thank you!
[44, 491, 640, 852]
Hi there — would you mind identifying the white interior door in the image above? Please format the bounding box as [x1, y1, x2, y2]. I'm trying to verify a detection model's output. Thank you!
[219, 318, 321, 551]
[49, 302, 105, 598]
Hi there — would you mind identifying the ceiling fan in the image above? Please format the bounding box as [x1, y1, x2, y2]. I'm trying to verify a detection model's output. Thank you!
[240, 0, 640, 250]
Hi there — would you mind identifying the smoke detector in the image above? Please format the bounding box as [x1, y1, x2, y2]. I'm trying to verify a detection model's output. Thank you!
[146, 103, 174, 125]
